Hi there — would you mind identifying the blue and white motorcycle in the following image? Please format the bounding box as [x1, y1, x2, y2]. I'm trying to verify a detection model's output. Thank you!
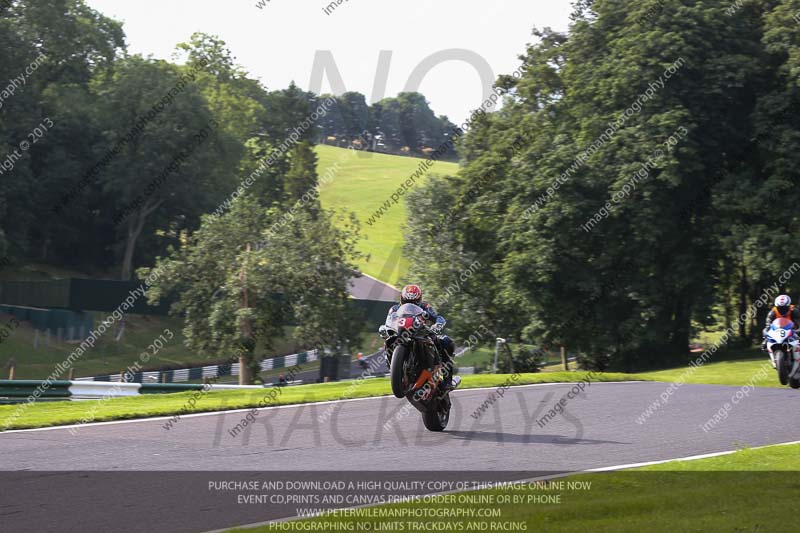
[765, 318, 800, 389]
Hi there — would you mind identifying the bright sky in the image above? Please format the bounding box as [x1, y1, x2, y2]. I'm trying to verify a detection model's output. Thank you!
[84, 0, 573, 123]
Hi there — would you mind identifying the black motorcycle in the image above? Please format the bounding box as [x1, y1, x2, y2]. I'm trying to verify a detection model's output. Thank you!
[379, 303, 453, 431]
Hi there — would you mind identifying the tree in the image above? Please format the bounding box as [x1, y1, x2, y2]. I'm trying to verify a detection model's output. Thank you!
[316, 94, 346, 141]
[336, 91, 369, 140]
[284, 141, 319, 210]
[175, 32, 264, 145]
[260, 82, 319, 145]
[0, 0, 124, 266]
[406, 0, 800, 371]
[141, 196, 362, 384]
[370, 98, 404, 149]
[91, 56, 235, 279]
[395, 92, 448, 150]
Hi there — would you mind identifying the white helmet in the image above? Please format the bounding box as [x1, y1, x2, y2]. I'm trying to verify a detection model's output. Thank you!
[775, 295, 792, 308]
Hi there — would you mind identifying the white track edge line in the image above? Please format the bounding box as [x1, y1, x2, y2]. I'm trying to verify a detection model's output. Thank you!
[0, 381, 646, 434]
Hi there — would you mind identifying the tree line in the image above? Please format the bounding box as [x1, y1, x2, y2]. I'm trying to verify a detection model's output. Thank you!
[405, 0, 800, 371]
[316, 91, 458, 159]
[0, 1, 370, 381]
[0, 1, 451, 283]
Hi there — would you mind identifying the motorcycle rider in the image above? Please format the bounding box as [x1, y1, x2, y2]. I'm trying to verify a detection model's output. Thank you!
[762, 294, 800, 351]
[383, 284, 458, 391]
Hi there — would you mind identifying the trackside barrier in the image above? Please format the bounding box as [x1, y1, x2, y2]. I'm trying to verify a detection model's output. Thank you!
[0, 380, 72, 398]
[69, 381, 141, 398]
[0, 380, 270, 400]
[73, 349, 320, 384]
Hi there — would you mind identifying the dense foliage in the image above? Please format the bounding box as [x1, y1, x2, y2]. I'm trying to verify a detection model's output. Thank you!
[406, 0, 800, 370]
[0, 1, 447, 279]
[0, 1, 372, 381]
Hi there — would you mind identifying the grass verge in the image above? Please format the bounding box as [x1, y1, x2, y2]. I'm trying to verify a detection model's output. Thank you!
[233, 442, 800, 532]
[0, 372, 635, 431]
[0, 356, 786, 431]
[635, 357, 780, 388]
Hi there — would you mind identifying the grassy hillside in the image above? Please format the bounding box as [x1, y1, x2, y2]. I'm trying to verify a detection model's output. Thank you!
[316, 145, 460, 286]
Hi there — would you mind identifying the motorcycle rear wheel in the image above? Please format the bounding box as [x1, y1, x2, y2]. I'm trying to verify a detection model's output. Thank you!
[390, 345, 408, 398]
[422, 398, 451, 432]
[777, 351, 790, 386]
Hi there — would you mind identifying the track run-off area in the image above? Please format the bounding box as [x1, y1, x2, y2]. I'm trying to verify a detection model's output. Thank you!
[1, 381, 799, 531]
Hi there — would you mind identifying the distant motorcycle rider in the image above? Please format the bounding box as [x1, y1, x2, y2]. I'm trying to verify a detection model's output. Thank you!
[762, 294, 800, 351]
[383, 284, 458, 390]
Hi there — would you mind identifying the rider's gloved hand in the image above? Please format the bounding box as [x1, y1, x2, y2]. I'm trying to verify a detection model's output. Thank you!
[431, 323, 444, 335]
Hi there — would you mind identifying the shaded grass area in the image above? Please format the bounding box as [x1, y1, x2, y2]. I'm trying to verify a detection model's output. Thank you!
[457, 345, 563, 371]
[457, 343, 777, 388]
[235, 443, 800, 533]
[0, 309, 385, 382]
[0, 314, 194, 379]
[454, 347, 494, 369]
[635, 357, 779, 388]
[0, 314, 306, 380]
[0, 262, 92, 282]
[0, 372, 636, 431]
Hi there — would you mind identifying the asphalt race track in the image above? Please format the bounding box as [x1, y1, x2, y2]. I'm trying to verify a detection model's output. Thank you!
[1, 382, 799, 532]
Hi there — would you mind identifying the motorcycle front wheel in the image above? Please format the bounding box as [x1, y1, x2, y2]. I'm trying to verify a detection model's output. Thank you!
[423, 397, 451, 432]
[390, 344, 409, 398]
[777, 351, 790, 386]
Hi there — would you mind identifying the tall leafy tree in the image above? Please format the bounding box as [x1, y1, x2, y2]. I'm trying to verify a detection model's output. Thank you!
[335, 91, 369, 140]
[370, 98, 404, 149]
[407, 0, 800, 370]
[142, 196, 362, 384]
[284, 141, 319, 210]
[0, 0, 124, 266]
[316, 94, 346, 141]
[91, 56, 234, 279]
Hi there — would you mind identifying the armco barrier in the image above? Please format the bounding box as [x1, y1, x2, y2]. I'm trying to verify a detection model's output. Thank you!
[69, 381, 141, 398]
[75, 349, 320, 384]
[137, 383, 205, 395]
[0, 380, 267, 400]
[0, 380, 72, 398]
